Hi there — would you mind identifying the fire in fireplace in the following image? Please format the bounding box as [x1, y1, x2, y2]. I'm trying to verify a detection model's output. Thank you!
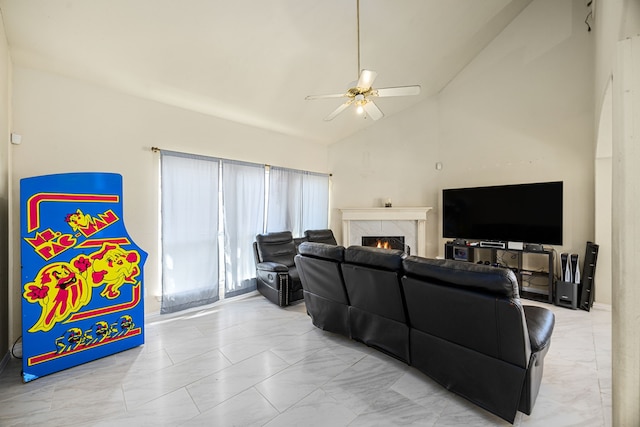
[361, 236, 409, 255]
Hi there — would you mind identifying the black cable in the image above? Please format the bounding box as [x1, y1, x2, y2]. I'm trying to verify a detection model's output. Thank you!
[585, 11, 592, 32]
[11, 335, 22, 359]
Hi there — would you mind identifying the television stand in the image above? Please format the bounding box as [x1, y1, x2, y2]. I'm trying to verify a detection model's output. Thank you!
[444, 242, 554, 303]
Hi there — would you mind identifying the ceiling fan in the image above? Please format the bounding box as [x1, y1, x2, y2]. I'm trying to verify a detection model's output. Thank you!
[305, 0, 421, 121]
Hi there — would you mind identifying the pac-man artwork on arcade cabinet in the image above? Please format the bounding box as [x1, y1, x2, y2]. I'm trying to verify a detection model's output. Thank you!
[20, 172, 147, 382]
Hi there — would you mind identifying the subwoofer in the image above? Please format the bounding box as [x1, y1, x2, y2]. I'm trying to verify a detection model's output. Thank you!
[555, 280, 578, 309]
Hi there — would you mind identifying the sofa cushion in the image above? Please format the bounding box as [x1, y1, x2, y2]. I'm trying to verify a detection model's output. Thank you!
[402, 256, 519, 298]
[298, 242, 345, 262]
[344, 245, 405, 271]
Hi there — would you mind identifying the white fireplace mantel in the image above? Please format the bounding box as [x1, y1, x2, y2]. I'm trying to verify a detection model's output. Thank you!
[340, 207, 433, 256]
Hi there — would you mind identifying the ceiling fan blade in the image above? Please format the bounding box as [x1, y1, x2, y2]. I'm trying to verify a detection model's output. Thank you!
[363, 100, 384, 120]
[356, 69, 377, 91]
[305, 93, 347, 100]
[374, 85, 421, 97]
[324, 100, 354, 121]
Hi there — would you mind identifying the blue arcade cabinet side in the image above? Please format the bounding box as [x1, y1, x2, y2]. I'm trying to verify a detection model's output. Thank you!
[20, 172, 147, 382]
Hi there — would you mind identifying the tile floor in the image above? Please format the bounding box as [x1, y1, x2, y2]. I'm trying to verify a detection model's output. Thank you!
[0, 294, 611, 426]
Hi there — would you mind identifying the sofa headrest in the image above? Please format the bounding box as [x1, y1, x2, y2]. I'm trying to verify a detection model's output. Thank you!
[402, 256, 519, 298]
[298, 242, 345, 262]
[256, 231, 293, 244]
[255, 231, 296, 265]
[304, 229, 337, 245]
[344, 245, 405, 271]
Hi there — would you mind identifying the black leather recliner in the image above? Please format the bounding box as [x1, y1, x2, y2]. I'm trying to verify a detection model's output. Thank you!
[253, 231, 303, 306]
[341, 245, 410, 363]
[295, 242, 350, 336]
[401, 257, 555, 423]
[304, 229, 338, 245]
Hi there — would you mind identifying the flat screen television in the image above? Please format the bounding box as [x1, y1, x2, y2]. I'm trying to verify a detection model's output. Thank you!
[442, 181, 563, 245]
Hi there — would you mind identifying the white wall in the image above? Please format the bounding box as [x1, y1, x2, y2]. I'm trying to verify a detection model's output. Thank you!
[329, 97, 441, 256]
[438, 0, 594, 258]
[8, 66, 328, 340]
[330, 0, 595, 263]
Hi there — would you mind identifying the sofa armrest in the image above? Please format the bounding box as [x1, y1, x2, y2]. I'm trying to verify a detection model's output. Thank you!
[256, 267, 289, 292]
[523, 305, 555, 353]
[257, 261, 289, 272]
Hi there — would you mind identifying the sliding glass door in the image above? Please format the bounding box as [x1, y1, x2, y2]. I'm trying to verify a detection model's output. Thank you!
[160, 151, 329, 313]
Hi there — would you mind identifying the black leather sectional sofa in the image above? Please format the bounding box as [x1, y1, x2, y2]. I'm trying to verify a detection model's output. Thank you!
[294, 242, 555, 424]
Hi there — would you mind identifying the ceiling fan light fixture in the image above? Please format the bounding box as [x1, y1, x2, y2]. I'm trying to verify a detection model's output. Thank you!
[304, 0, 421, 121]
[355, 93, 366, 114]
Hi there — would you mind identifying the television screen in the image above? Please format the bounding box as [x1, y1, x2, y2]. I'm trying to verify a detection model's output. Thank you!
[442, 181, 563, 245]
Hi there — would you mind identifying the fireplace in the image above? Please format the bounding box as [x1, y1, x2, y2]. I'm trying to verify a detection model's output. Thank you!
[340, 207, 432, 257]
[362, 236, 409, 254]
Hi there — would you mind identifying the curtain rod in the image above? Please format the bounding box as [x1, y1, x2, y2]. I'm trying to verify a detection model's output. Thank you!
[151, 147, 332, 176]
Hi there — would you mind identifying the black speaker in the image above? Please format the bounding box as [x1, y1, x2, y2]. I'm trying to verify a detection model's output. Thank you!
[570, 253, 580, 283]
[579, 241, 599, 311]
[561, 253, 569, 281]
[445, 244, 453, 260]
[555, 280, 578, 309]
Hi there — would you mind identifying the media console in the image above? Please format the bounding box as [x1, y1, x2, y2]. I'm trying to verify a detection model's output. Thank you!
[444, 242, 554, 303]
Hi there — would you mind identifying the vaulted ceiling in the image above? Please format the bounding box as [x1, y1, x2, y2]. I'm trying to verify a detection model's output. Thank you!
[0, 0, 532, 144]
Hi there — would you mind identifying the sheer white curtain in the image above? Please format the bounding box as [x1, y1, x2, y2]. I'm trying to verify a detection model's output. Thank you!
[302, 171, 330, 231]
[160, 151, 219, 314]
[266, 167, 302, 234]
[160, 153, 329, 312]
[267, 166, 329, 236]
[222, 160, 265, 298]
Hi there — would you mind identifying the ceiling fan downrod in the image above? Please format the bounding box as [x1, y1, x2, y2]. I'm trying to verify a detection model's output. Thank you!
[357, 0, 361, 78]
[304, 0, 421, 121]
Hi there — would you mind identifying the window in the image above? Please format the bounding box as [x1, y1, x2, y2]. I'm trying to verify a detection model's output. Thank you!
[266, 166, 329, 236]
[160, 150, 329, 313]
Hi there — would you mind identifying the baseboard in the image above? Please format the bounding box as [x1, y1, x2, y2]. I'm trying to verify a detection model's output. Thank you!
[145, 290, 261, 323]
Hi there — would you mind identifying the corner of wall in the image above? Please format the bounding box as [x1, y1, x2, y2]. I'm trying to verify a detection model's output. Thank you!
[0, 7, 12, 360]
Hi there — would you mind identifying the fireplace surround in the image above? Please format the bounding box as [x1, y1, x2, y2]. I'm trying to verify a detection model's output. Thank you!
[340, 207, 432, 257]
